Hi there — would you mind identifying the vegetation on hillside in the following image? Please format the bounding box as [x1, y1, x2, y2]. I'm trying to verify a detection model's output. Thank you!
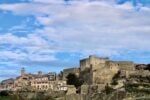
[111, 71, 121, 85]
[0, 91, 11, 100]
[66, 73, 83, 88]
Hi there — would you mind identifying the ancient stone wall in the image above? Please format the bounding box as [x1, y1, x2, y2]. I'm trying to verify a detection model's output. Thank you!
[129, 70, 150, 77]
[66, 85, 76, 95]
[81, 85, 89, 95]
[90, 61, 119, 85]
[116, 61, 135, 71]
[63, 68, 79, 80]
[80, 55, 109, 71]
[80, 58, 90, 71]
[79, 56, 137, 87]
[92, 69, 118, 85]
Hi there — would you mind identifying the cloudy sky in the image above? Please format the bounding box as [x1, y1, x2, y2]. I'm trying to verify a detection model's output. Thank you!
[0, 0, 150, 81]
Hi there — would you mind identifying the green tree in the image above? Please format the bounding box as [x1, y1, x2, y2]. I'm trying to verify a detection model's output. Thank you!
[105, 85, 114, 94]
[66, 73, 83, 88]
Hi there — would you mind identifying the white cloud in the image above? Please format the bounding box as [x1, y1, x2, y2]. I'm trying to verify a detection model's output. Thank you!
[0, 0, 149, 62]
[33, 3, 150, 52]
[32, 0, 65, 4]
[0, 33, 57, 67]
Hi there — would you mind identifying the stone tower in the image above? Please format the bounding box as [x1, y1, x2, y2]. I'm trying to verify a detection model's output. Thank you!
[80, 55, 109, 71]
[21, 67, 25, 76]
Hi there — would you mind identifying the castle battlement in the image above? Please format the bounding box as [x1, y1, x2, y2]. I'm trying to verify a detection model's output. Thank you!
[79, 55, 137, 85]
[80, 55, 109, 71]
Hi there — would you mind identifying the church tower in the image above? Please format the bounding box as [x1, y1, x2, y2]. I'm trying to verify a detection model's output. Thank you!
[21, 67, 25, 76]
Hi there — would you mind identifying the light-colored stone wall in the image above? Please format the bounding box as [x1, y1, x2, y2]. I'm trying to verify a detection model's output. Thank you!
[81, 85, 89, 95]
[14, 75, 31, 91]
[79, 56, 137, 86]
[80, 58, 90, 71]
[66, 85, 76, 95]
[31, 81, 49, 91]
[80, 55, 109, 71]
[129, 70, 150, 77]
[116, 61, 135, 71]
[53, 80, 67, 91]
[91, 61, 119, 85]
[63, 68, 79, 80]
[30, 76, 49, 91]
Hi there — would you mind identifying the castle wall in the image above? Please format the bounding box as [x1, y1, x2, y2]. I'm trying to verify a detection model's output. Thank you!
[129, 70, 150, 77]
[80, 56, 137, 87]
[80, 59, 90, 71]
[63, 68, 79, 80]
[80, 55, 109, 71]
[117, 61, 135, 71]
[91, 63, 106, 71]
[91, 61, 119, 85]
[92, 67, 119, 85]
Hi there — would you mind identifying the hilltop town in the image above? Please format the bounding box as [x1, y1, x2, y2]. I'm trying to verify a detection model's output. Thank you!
[0, 55, 150, 100]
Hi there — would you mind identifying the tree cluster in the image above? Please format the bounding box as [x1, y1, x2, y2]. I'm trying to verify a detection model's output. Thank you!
[66, 73, 83, 88]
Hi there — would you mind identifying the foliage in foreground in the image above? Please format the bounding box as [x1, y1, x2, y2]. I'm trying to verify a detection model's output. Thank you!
[0, 96, 11, 100]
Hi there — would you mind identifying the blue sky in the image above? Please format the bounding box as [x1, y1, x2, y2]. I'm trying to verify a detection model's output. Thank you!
[0, 0, 150, 81]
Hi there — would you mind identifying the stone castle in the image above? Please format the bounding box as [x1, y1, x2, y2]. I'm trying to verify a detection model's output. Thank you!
[0, 55, 150, 95]
[80, 55, 135, 85]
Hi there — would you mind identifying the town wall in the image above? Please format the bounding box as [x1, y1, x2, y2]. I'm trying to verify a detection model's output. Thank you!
[63, 68, 79, 80]
[116, 61, 135, 71]
[80, 55, 109, 71]
[90, 61, 119, 85]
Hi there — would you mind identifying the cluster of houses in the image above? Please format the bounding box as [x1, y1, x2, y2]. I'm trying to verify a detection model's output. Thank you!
[0, 67, 69, 92]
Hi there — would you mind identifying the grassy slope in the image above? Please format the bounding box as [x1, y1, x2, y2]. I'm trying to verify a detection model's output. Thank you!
[0, 96, 11, 100]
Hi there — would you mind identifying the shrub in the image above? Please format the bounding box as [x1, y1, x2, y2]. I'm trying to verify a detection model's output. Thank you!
[66, 73, 83, 88]
[0, 91, 9, 96]
[112, 71, 121, 80]
[105, 85, 114, 94]
[111, 80, 118, 85]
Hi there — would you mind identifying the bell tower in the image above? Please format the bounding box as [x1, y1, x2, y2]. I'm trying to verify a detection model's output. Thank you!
[21, 67, 25, 76]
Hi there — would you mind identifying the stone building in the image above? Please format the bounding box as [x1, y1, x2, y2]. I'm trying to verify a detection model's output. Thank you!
[80, 55, 109, 71]
[14, 74, 33, 91]
[53, 80, 68, 91]
[48, 72, 56, 81]
[0, 68, 66, 92]
[66, 85, 76, 95]
[91, 61, 119, 85]
[116, 61, 135, 71]
[0, 78, 15, 91]
[30, 74, 49, 91]
[116, 61, 135, 78]
[81, 85, 89, 95]
[25, 71, 58, 91]
[80, 55, 136, 87]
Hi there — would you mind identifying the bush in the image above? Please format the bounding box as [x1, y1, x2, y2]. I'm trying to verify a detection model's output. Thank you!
[105, 85, 114, 94]
[0, 91, 10, 96]
[0, 96, 11, 100]
[66, 73, 83, 88]
[125, 83, 150, 94]
[112, 71, 121, 80]
[10, 92, 55, 100]
[111, 80, 118, 85]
